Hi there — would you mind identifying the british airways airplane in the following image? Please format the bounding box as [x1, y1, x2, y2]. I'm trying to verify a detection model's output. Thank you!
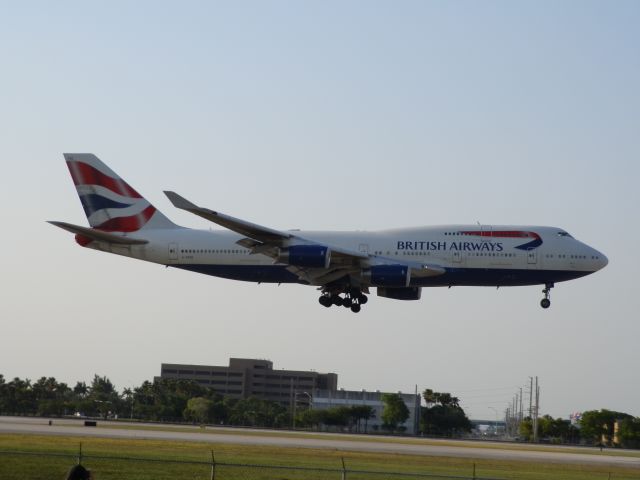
[50, 154, 608, 313]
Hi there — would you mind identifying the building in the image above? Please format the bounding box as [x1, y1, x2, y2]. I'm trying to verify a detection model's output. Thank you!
[159, 358, 337, 407]
[312, 389, 421, 435]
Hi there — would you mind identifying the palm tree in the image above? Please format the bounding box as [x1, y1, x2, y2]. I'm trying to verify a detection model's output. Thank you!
[122, 388, 134, 419]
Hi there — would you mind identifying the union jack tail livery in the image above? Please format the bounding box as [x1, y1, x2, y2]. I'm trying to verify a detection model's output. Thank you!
[64, 153, 175, 232]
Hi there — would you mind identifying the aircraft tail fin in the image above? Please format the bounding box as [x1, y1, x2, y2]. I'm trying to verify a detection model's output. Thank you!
[63, 153, 176, 232]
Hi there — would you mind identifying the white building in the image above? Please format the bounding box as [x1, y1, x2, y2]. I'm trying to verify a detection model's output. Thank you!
[312, 389, 421, 435]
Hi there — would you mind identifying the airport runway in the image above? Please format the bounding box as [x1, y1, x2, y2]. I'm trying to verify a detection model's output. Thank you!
[1, 416, 639, 469]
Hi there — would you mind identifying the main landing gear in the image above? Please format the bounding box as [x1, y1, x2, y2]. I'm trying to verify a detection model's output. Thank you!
[540, 283, 554, 309]
[319, 288, 368, 313]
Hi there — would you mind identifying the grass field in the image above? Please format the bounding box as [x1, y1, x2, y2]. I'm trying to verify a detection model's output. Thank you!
[0, 434, 639, 480]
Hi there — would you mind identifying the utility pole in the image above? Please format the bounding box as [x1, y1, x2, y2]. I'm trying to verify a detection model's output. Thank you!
[515, 393, 520, 431]
[537, 380, 541, 436]
[529, 377, 533, 419]
[519, 387, 523, 425]
[292, 393, 297, 430]
[512, 395, 516, 435]
[505, 407, 510, 436]
[533, 376, 540, 443]
[289, 378, 294, 428]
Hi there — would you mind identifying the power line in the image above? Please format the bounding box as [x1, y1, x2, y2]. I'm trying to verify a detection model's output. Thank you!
[503, 376, 540, 440]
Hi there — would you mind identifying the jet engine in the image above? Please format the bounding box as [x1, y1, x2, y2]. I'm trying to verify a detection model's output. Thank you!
[277, 245, 331, 268]
[377, 286, 422, 300]
[364, 264, 411, 287]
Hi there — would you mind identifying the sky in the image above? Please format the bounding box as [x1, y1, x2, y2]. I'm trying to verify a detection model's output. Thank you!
[1, 1, 639, 421]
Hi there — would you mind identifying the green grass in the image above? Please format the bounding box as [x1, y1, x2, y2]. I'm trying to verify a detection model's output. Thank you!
[0, 434, 638, 480]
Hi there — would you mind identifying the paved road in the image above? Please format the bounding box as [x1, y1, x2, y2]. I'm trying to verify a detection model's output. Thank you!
[1, 416, 639, 469]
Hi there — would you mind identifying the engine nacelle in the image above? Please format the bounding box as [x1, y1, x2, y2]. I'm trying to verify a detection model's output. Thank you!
[377, 286, 422, 301]
[364, 264, 411, 287]
[277, 245, 331, 268]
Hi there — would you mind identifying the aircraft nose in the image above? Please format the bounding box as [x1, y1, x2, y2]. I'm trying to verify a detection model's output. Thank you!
[594, 250, 608, 270]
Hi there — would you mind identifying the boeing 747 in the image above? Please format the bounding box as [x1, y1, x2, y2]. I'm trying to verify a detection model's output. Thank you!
[50, 154, 608, 313]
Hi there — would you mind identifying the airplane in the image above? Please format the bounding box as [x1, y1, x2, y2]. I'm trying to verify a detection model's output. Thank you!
[50, 154, 608, 313]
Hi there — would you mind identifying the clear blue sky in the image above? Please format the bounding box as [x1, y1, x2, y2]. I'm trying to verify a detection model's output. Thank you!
[1, 1, 639, 420]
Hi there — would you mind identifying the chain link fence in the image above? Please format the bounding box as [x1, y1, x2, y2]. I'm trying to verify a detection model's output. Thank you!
[0, 447, 504, 480]
[0, 447, 637, 480]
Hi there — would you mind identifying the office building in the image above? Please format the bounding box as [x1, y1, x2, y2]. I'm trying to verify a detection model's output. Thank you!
[312, 389, 421, 435]
[159, 358, 337, 407]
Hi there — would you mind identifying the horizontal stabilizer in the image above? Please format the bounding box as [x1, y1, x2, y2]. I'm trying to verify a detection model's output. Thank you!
[48, 221, 148, 245]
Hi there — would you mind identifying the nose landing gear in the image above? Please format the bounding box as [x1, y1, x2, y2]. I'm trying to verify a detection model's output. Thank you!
[540, 283, 553, 309]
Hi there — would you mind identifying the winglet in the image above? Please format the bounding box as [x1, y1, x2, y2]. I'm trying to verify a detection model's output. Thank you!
[164, 191, 203, 212]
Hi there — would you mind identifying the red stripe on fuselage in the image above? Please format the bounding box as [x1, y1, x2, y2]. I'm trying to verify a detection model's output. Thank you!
[94, 205, 156, 232]
[461, 230, 541, 240]
[67, 161, 142, 199]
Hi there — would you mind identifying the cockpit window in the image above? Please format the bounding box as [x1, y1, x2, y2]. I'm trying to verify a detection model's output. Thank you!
[557, 231, 573, 238]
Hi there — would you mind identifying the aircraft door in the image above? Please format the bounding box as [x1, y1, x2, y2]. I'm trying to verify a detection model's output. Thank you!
[527, 250, 537, 265]
[168, 242, 179, 261]
[359, 244, 370, 255]
[452, 251, 462, 263]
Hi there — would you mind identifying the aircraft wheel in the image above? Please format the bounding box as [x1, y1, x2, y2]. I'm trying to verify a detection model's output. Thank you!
[540, 298, 551, 309]
[332, 295, 343, 307]
[343, 296, 352, 308]
[319, 296, 332, 308]
[351, 304, 361, 313]
[358, 294, 368, 305]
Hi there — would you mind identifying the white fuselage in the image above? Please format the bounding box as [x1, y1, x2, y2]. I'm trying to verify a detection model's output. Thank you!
[82, 224, 607, 288]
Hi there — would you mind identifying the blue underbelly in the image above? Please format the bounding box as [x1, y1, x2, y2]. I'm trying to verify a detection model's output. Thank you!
[170, 264, 592, 287]
[413, 268, 591, 287]
[171, 264, 302, 283]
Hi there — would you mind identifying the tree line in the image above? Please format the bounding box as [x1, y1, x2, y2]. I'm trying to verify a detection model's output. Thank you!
[14, 374, 638, 447]
[519, 409, 640, 448]
[0, 375, 473, 436]
[0, 374, 289, 426]
[0, 374, 416, 433]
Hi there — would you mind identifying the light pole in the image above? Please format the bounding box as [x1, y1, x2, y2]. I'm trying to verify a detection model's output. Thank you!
[94, 400, 112, 420]
[292, 391, 312, 430]
[488, 407, 499, 436]
[298, 391, 313, 406]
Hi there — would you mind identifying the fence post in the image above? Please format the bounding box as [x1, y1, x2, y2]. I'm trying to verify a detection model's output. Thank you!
[77, 442, 83, 465]
[472, 462, 476, 479]
[341, 456, 347, 480]
[210, 450, 216, 480]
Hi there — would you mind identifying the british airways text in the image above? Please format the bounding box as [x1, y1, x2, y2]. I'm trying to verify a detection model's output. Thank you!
[397, 241, 504, 252]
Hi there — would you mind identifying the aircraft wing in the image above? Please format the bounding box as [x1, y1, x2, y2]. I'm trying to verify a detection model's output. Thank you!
[165, 190, 370, 259]
[164, 191, 445, 284]
[164, 191, 291, 244]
